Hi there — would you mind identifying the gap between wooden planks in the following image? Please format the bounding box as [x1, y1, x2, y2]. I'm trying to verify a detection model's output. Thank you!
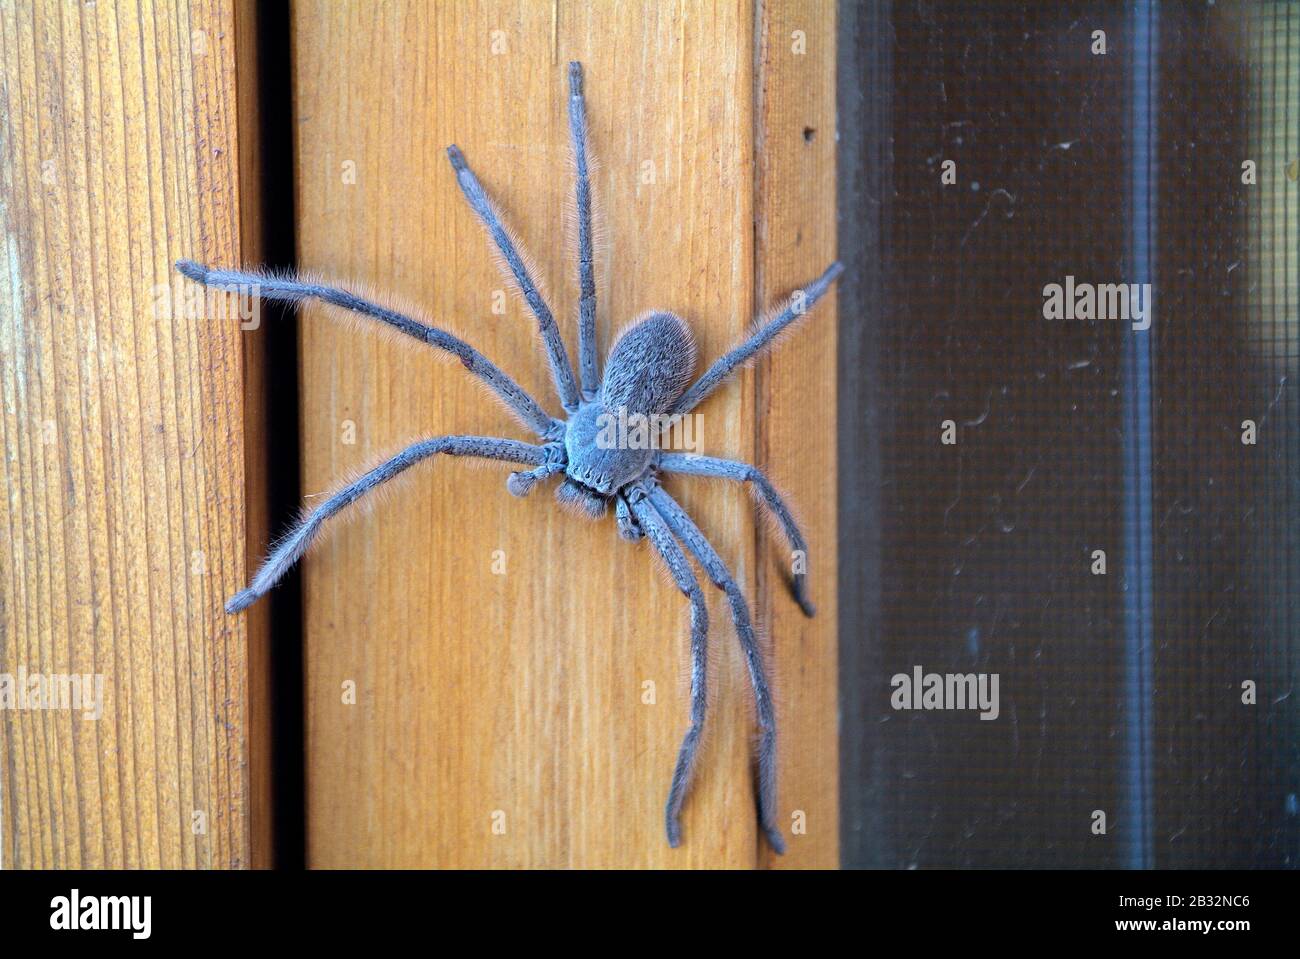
[293, 0, 837, 868]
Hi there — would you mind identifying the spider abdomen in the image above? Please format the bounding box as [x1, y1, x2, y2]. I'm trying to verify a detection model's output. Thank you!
[601, 311, 697, 416]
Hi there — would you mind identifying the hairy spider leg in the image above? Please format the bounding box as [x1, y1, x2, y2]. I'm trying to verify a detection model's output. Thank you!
[615, 492, 643, 542]
[673, 260, 845, 416]
[658, 452, 816, 617]
[567, 61, 600, 398]
[648, 483, 786, 854]
[174, 261, 556, 438]
[446, 145, 581, 413]
[225, 436, 547, 614]
[626, 486, 709, 848]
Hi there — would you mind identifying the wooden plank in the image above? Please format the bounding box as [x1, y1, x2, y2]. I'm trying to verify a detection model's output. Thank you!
[755, 0, 840, 868]
[294, 0, 836, 867]
[0, 0, 259, 869]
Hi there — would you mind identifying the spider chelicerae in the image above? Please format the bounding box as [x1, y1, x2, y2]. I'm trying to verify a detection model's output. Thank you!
[177, 61, 840, 853]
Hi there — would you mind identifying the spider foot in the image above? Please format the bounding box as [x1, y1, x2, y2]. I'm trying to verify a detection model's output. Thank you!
[793, 577, 816, 618]
[665, 815, 683, 849]
[445, 143, 469, 173]
[175, 259, 210, 284]
[225, 587, 259, 615]
[763, 822, 787, 855]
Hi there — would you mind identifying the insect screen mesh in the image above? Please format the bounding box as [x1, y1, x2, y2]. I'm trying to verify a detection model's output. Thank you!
[840, 0, 1299, 868]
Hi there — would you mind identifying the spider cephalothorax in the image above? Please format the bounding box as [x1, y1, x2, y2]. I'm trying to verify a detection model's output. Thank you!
[177, 61, 840, 853]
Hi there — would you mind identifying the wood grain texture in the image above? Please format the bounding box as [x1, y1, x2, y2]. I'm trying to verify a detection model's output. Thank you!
[0, 0, 258, 868]
[293, 0, 836, 867]
[755, 0, 839, 869]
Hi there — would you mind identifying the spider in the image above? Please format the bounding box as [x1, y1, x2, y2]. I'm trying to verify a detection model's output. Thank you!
[177, 61, 840, 854]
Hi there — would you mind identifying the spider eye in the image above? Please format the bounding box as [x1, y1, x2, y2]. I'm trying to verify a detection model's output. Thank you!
[601, 311, 697, 415]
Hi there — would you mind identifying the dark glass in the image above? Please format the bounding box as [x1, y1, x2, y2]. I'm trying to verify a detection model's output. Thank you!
[840, 0, 1299, 868]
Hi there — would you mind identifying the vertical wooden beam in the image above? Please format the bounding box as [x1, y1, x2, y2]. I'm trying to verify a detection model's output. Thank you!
[294, 0, 836, 867]
[754, 1, 840, 868]
[0, 0, 259, 869]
